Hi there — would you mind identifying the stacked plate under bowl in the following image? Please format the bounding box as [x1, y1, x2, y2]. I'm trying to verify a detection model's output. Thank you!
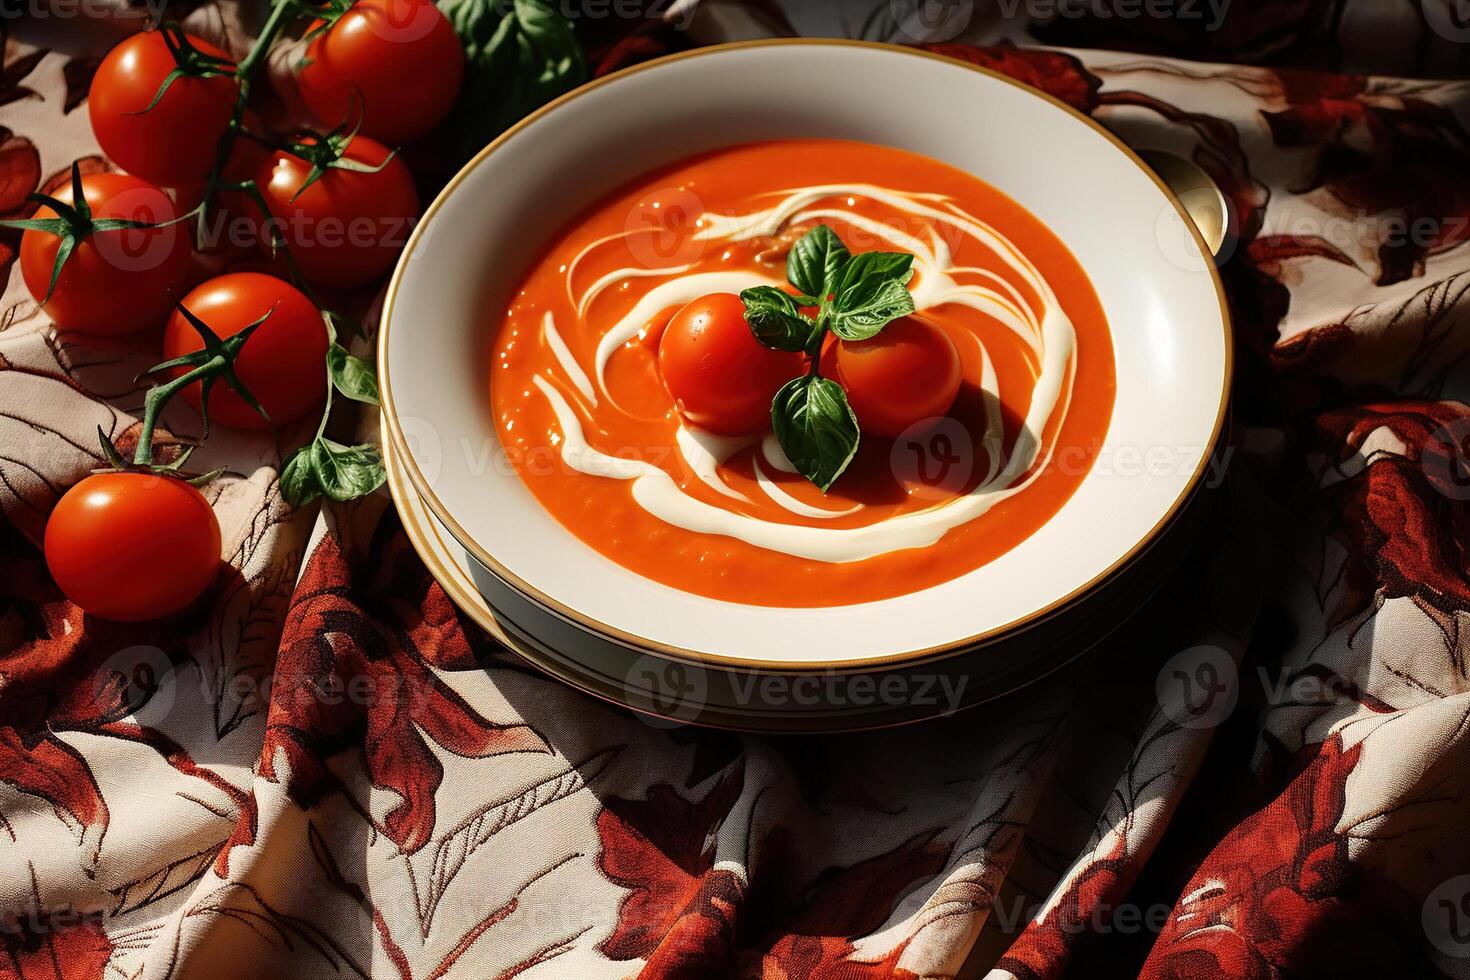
[378, 41, 1232, 732]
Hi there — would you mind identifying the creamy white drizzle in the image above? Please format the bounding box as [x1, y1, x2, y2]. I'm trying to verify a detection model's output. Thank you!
[536, 374, 1048, 563]
[975, 340, 1005, 487]
[676, 426, 752, 502]
[760, 433, 798, 474]
[753, 456, 861, 520]
[541, 312, 597, 406]
[530, 183, 1078, 564]
[563, 229, 631, 309]
[577, 262, 696, 320]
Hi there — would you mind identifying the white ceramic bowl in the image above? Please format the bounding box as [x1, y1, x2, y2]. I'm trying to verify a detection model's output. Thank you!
[380, 40, 1230, 669]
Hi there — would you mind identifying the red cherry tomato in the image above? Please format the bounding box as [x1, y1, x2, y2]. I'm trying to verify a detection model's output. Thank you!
[45, 472, 221, 622]
[658, 292, 804, 436]
[19, 172, 191, 334]
[89, 30, 239, 188]
[163, 273, 328, 430]
[294, 0, 464, 143]
[255, 135, 419, 289]
[832, 314, 962, 439]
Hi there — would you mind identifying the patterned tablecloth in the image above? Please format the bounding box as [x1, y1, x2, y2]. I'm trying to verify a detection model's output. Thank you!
[3, 1, 1470, 977]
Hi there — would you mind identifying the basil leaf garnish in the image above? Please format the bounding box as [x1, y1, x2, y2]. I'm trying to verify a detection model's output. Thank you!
[740, 226, 925, 492]
[770, 374, 861, 493]
[830, 251, 914, 303]
[829, 276, 917, 340]
[827, 251, 916, 340]
[787, 224, 851, 299]
[741, 286, 817, 352]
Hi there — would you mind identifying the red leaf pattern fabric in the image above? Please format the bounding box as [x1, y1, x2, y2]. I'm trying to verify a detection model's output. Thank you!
[0, 919, 112, 980]
[3, 3, 1470, 978]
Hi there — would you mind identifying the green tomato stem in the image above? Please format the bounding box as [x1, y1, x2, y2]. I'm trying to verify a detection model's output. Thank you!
[132, 356, 222, 466]
[806, 303, 831, 365]
[129, 0, 367, 498]
[236, 0, 296, 80]
[193, 0, 299, 255]
[315, 362, 335, 443]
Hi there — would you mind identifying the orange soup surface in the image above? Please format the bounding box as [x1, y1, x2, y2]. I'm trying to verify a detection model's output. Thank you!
[490, 140, 1115, 607]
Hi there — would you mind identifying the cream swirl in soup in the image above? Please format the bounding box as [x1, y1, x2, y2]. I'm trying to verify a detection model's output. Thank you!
[490, 140, 1114, 607]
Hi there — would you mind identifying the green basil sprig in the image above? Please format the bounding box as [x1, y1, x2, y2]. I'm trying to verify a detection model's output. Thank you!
[280, 312, 385, 506]
[441, 0, 586, 163]
[739, 224, 916, 492]
[281, 437, 385, 505]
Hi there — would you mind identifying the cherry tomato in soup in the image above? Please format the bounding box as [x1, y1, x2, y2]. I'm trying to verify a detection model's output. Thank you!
[45, 472, 221, 622]
[255, 135, 419, 289]
[832, 314, 961, 439]
[89, 30, 238, 188]
[658, 292, 804, 436]
[18, 172, 191, 335]
[294, 0, 464, 143]
[163, 273, 328, 429]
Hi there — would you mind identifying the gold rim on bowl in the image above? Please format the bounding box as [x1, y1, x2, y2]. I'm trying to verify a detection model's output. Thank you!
[384, 427, 1218, 730]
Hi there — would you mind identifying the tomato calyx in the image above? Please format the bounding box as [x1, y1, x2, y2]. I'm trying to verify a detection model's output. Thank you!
[99, 300, 276, 485]
[0, 162, 174, 306]
[294, 0, 358, 47]
[128, 23, 239, 116]
[184, 0, 297, 250]
[276, 114, 398, 203]
[93, 426, 217, 485]
[139, 301, 276, 440]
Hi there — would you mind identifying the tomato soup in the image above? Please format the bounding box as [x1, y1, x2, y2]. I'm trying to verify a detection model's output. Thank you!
[490, 140, 1115, 607]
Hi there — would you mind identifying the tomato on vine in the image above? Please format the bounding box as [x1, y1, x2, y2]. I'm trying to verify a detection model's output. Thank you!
[174, 109, 271, 255]
[42, 285, 285, 619]
[163, 273, 328, 430]
[294, 0, 464, 144]
[39, 0, 432, 623]
[89, 27, 239, 188]
[45, 472, 222, 622]
[255, 131, 419, 289]
[5, 165, 191, 335]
